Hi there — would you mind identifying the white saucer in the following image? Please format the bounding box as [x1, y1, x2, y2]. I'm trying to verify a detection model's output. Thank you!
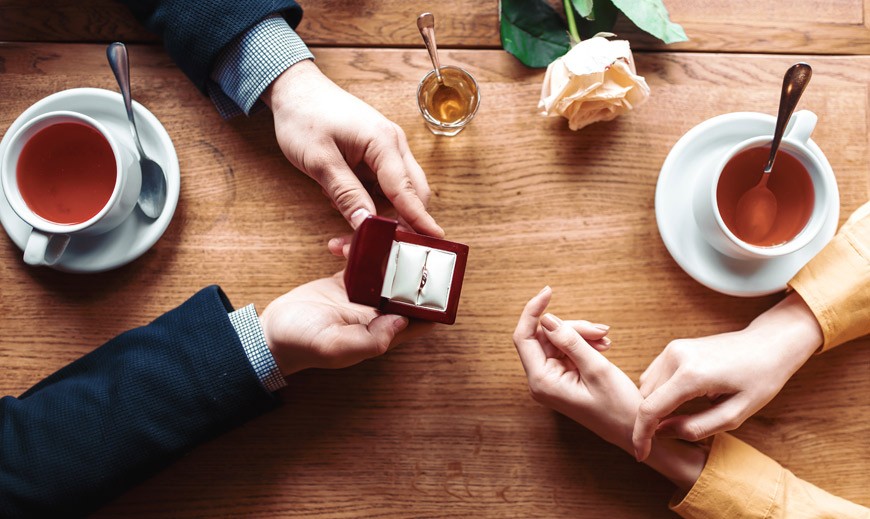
[655, 112, 839, 297]
[0, 88, 180, 273]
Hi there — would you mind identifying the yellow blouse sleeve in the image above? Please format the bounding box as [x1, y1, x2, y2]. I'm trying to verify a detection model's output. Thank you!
[788, 201, 870, 351]
[670, 433, 870, 518]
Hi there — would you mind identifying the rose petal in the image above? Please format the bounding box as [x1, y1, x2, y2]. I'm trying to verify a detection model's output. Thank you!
[538, 37, 649, 130]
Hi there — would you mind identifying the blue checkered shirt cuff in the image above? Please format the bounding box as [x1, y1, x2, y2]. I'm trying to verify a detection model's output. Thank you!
[207, 14, 315, 119]
[228, 303, 287, 392]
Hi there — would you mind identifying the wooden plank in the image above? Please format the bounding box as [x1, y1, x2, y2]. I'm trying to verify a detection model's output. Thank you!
[2, 0, 870, 54]
[0, 44, 868, 517]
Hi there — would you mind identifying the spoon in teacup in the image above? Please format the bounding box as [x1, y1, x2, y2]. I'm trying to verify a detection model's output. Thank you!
[734, 63, 812, 243]
[107, 42, 167, 220]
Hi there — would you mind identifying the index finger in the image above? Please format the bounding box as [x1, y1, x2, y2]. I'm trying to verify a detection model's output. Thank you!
[512, 287, 552, 373]
[398, 141, 432, 207]
[369, 146, 444, 238]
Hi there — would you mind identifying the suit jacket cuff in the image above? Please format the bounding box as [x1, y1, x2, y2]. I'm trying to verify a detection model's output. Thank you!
[208, 14, 315, 118]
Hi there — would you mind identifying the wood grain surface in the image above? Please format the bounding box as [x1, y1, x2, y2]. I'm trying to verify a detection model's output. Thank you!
[0, 42, 867, 517]
[2, 0, 870, 54]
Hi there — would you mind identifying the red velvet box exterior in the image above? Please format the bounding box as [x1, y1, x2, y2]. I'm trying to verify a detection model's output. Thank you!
[344, 215, 469, 324]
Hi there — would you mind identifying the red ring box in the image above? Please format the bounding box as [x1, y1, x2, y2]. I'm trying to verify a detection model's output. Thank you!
[344, 215, 469, 324]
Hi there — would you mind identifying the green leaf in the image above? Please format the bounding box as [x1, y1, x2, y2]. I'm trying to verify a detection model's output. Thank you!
[577, 0, 618, 40]
[611, 0, 688, 43]
[499, 0, 570, 68]
[570, 0, 594, 18]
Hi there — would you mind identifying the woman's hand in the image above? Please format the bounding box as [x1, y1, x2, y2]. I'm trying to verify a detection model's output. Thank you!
[513, 287, 640, 450]
[632, 292, 823, 462]
[513, 287, 707, 491]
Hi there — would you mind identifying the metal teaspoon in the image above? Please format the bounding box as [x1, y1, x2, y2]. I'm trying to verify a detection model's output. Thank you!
[107, 42, 167, 220]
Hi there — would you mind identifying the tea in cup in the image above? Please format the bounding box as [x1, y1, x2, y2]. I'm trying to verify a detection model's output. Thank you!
[1, 110, 141, 266]
[417, 65, 481, 136]
[693, 110, 833, 260]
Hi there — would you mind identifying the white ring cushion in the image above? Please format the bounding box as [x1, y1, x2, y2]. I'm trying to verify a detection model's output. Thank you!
[381, 241, 456, 311]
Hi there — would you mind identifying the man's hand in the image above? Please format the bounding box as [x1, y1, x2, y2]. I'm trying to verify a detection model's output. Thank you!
[263, 60, 444, 242]
[260, 272, 433, 376]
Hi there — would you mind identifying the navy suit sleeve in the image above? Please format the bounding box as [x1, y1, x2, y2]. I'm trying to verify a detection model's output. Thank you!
[116, 0, 304, 92]
[0, 286, 279, 518]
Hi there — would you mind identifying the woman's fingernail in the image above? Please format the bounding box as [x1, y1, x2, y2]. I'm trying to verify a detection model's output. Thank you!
[328, 238, 340, 248]
[541, 313, 561, 331]
[350, 208, 371, 227]
[537, 285, 551, 296]
[594, 323, 610, 332]
[602, 337, 612, 346]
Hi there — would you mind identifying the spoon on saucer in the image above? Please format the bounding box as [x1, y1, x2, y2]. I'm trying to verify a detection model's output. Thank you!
[734, 63, 812, 243]
[107, 42, 167, 220]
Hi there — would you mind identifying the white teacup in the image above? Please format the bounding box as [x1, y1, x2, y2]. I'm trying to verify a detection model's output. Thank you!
[693, 110, 834, 260]
[1, 111, 141, 266]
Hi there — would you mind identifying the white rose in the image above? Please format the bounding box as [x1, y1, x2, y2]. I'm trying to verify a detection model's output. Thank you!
[538, 36, 650, 131]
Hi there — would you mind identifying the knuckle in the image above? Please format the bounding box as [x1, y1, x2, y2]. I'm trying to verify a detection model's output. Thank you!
[398, 176, 417, 194]
[561, 331, 581, 348]
[684, 422, 707, 441]
[667, 339, 691, 358]
[636, 400, 658, 421]
[721, 411, 745, 431]
[308, 153, 343, 181]
[331, 185, 365, 213]
[416, 182, 432, 204]
[679, 363, 706, 383]
[553, 330, 580, 351]
[382, 176, 418, 201]
[368, 120, 398, 141]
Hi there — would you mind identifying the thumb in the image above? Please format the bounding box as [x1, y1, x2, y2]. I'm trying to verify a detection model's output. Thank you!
[338, 314, 409, 363]
[655, 396, 750, 442]
[367, 145, 444, 238]
[319, 315, 409, 369]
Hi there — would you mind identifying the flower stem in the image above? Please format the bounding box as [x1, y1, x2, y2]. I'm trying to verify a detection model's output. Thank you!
[563, 0, 582, 45]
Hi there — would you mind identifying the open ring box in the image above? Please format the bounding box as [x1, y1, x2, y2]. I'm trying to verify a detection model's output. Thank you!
[344, 215, 469, 324]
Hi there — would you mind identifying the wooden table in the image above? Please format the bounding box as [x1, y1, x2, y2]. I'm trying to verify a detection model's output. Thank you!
[1, 2, 868, 517]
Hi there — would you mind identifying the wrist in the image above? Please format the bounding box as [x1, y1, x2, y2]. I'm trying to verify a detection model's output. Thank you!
[642, 438, 708, 493]
[593, 408, 707, 492]
[261, 58, 320, 112]
[606, 408, 707, 492]
[258, 311, 295, 377]
[748, 292, 823, 371]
